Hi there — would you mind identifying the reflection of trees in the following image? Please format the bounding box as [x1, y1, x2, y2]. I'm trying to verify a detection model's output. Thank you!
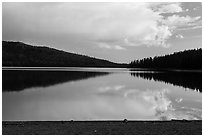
[130, 71, 202, 92]
[3, 70, 109, 92]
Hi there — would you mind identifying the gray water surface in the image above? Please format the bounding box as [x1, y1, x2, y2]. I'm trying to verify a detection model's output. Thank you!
[2, 68, 202, 121]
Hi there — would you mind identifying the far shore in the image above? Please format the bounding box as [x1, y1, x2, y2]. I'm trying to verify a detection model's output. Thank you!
[2, 67, 202, 72]
[2, 120, 202, 135]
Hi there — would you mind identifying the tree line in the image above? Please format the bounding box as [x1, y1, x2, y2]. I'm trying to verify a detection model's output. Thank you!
[129, 48, 202, 70]
[2, 41, 127, 67]
[3, 41, 202, 69]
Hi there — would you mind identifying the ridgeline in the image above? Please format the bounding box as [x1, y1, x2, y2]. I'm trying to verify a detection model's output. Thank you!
[2, 41, 126, 67]
[129, 49, 202, 70]
[2, 41, 202, 69]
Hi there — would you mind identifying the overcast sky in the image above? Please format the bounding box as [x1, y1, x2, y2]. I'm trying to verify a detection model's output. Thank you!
[2, 2, 202, 63]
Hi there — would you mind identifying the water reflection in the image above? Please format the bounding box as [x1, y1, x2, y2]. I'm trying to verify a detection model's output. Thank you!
[130, 71, 202, 92]
[96, 85, 201, 120]
[2, 69, 202, 121]
[2, 70, 109, 92]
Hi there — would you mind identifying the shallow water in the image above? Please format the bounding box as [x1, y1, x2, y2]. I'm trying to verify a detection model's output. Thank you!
[2, 68, 202, 121]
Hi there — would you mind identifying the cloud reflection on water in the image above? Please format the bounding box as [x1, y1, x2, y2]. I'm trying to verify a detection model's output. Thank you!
[3, 70, 202, 121]
[97, 85, 201, 120]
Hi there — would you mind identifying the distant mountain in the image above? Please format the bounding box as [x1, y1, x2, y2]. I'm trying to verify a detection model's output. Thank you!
[2, 41, 127, 67]
[129, 48, 202, 70]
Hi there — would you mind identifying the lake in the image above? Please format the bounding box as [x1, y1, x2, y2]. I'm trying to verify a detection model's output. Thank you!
[2, 68, 202, 121]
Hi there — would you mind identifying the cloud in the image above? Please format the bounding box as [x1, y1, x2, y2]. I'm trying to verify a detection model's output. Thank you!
[164, 15, 201, 28]
[175, 98, 183, 103]
[177, 25, 202, 31]
[176, 19, 202, 30]
[114, 45, 125, 50]
[150, 3, 183, 13]
[159, 3, 182, 13]
[98, 43, 125, 50]
[3, 2, 202, 49]
[98, 43, 111, 49]
[175, 34, 184, 39]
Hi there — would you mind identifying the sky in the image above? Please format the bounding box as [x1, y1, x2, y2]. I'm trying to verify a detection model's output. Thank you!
[2, 2, 202, 63]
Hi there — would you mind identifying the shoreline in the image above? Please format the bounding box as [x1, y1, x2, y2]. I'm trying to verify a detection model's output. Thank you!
[2, 120, 202, 135]
[3, 66, 201, 71]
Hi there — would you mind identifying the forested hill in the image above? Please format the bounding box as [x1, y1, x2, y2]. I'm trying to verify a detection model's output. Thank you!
[2, 41, 126, 67]
[129, 48, 202, 70]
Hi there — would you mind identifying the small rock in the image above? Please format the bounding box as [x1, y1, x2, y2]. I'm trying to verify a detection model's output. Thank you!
[123, 119, 128, 123]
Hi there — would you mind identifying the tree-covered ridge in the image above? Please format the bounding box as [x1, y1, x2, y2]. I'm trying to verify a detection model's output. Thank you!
[129, 49, 202, 70]
[2, 41, 126, 67]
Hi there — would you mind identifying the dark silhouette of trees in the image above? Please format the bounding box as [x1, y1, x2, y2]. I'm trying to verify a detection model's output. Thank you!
[129, 49, 202, 70]
[2, 41, 127, 67]
[3, 70, 110, 92]
[130, 71, 202, 92]
[3, 41, 202, 70]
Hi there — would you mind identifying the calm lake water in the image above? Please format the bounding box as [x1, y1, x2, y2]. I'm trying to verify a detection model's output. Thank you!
[2, 68, 202, 121]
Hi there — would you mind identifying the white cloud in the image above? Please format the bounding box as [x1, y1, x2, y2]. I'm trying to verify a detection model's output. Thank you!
[113, 45, 125, 50]
[164, 15, 201, 28]
[176, 19, 202, 30]
[151, 3, 183, 13]
[175, 34, 184, 39]
[175, 98, 183, 103]
[177, 25, 202, 31]
[3, 2, 201, 49]
[98, 43, 125, 50]
[98, 43, 111, 49]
